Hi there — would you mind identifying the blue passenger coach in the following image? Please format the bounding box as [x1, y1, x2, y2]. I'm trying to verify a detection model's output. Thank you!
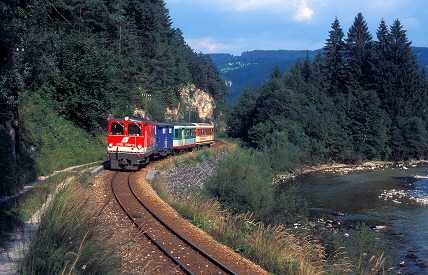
[155, 123, 174, 157]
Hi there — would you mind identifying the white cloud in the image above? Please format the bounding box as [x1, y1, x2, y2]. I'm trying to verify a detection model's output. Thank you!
[186, 37, 228, 53]
[295, 0, 314, 21]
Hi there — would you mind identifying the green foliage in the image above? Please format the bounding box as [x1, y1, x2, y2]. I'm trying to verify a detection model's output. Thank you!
[19, 92, 105, 176]
[146, 97, 166, 122]
[42, 31, 128, 133]
[226, 13, 428, 165]
[267, 183, 310, 226]
[204, 148, 309, 225]
[260, 130, 302, 173]
[204, 149, 274, 221]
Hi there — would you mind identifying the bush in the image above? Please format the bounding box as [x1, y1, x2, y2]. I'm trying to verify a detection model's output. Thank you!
[204, 148, 274, 221]
[268, 184, 310, 226]
[260, 130, 302, 173]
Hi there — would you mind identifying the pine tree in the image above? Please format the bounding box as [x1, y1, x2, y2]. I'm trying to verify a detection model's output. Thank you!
[302, 53, 312, 82]
[344, 12, 374, 92]
[373, 19, 424, 118]
[322, 17, 346, 96]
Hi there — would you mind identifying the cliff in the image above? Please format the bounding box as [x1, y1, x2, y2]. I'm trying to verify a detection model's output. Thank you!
[165, 85, 215, 121]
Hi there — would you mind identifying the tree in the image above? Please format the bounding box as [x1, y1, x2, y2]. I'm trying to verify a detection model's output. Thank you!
[373, 19, 425, 119]
[344, 12, 374, 92]
[322, 17, 346, 96]
[226, 88, 259, 141]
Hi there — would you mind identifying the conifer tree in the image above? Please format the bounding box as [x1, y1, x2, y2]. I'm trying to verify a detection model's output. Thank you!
[322, 17, 345, 96]
[373, 19, 424, 118]
[302, 53, 312, 83]
[344, 12, 374, 92]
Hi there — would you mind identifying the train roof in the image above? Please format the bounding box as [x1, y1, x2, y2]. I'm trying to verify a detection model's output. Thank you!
[192, 123, 214, 127]
[168, 122, 196, 126]
[109, 117, 154, 123]
[156, 122, 174, 127]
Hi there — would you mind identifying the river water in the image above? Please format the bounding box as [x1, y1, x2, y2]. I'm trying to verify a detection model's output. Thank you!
[287, 164, 428, 274]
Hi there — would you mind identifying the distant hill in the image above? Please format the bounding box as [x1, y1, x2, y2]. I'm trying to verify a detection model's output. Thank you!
[210, 47, 428, 103]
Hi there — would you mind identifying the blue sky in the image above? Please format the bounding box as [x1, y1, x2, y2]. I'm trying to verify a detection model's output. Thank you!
[164, 0, 428, 56]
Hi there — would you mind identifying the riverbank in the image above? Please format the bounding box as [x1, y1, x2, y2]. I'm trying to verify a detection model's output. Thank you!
[277, 160, 428, 182]
[289, 161, 428, 275]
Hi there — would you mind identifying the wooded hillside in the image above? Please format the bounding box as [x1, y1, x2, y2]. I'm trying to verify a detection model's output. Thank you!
[212, 46, 428, 104]
[0, 0, 226, 195]
[0, 0, 226, 132]
[227, 13, 428, 171]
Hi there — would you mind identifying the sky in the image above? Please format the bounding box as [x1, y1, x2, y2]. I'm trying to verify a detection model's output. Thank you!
[163, 0, 428, 56]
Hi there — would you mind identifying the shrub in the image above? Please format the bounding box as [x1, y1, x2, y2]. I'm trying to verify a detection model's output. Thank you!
[204, 148, 274, 221]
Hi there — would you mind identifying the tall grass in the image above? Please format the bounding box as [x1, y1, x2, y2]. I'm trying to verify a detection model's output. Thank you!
[152, 177, 325, 275]
[151, 150, 395, 275]
[20, 179, 121, 275]
[324, 223, 395, 275]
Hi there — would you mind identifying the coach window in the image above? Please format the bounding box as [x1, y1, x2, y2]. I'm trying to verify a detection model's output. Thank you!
[110, 122, 124, 135]
[128, 123, 141, 136]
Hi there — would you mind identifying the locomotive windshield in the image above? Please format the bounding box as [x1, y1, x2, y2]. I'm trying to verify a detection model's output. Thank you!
[128, 123, 141, 136]
[110, 122, 124, 135]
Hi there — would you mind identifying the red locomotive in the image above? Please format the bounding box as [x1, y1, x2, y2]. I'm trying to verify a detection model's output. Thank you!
[107, 117, 156, 170]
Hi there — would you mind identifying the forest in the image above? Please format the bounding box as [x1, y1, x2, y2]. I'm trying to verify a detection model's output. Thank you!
[227, 13, 428, 172]
[0, 0, 226, 195]
[211, 47, 428, 103]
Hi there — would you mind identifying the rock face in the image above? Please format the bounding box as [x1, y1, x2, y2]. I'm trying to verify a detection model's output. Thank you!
[132, 84, 215, 121]
[166, 85, 215, 121]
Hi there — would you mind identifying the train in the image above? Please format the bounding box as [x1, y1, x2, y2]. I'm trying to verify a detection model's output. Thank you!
[106, 117, 214, 170]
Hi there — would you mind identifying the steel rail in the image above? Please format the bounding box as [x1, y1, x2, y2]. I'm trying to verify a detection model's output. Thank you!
[111, 172, 193, 274]
[128, 174, 238, 275]
[111, 171, 238, 275]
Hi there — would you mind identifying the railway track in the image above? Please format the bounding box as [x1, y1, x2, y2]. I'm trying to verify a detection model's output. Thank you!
[111, 171, 239, 275]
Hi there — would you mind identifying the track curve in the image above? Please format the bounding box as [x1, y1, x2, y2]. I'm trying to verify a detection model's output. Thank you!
[111, 171, 239, 275]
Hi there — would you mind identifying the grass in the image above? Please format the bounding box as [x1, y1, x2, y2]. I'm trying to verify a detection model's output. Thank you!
[19, 92, 106, 176]
[0, 172, 71, 248]
[153, 175, 326, 274]
[151, 151, 395, 275]
[19, 174, 121, 275]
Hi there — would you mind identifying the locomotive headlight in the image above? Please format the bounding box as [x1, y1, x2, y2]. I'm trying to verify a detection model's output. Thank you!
[108, 143, 113, 148]
[137, 144, 142, 149]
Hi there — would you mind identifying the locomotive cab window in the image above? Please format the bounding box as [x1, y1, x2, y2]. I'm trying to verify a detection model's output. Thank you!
[110, 122, 124, 135]
[128, 123, 141, 136]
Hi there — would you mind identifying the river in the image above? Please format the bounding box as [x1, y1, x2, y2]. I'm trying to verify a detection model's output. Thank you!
[287, 164, 428, 274]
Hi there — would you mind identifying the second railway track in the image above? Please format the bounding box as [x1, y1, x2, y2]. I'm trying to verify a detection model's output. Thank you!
[111, 171, 238, 275]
